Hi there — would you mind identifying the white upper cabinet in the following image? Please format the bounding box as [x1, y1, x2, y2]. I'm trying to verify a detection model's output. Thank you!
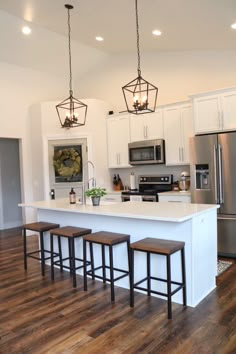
[163, 102, 193, 165]
[191, 87, 236, 134]
[107, 114, 131, 168]
[130, 110, 164, 142]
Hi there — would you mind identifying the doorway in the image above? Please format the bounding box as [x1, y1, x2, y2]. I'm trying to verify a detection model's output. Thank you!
[0, 138, 22, 230]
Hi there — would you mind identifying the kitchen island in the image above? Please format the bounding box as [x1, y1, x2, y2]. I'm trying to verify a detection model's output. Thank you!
[20, 199, 219, 307]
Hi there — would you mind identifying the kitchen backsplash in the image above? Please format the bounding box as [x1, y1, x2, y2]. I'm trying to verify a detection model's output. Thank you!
[109, 165, 190, 191]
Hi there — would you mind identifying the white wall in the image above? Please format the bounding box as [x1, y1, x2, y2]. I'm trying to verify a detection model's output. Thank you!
[0, 61, 70, 223]
[77, 50, 236, 112]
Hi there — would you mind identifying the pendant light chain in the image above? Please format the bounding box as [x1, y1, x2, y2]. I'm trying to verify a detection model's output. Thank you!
[135, 0, 141, 76]
[67, 6, 73, 95]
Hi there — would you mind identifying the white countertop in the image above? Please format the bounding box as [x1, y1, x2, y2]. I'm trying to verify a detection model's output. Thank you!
[19, 199, 219, 223]
[158, 191, 191, 196]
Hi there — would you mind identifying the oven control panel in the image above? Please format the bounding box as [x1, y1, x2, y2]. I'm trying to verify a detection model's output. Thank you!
[139, 175, 172, 184]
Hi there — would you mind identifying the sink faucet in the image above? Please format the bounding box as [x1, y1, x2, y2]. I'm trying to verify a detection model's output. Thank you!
[87, 160, 96, 188]
[81, 160, 96, 205]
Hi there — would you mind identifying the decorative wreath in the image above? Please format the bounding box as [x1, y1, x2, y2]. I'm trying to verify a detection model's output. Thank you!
[53, 147, 81, 178]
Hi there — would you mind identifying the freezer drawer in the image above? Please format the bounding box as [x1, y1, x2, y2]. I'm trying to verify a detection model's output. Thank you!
[218, 217, 236, 258]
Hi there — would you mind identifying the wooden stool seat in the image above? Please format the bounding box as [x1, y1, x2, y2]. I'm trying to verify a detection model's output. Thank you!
[130, 238, 185, 255]
[23, 221, 60, 276]
[50, 226, 92, 288]
[83, 231, 130, 245]
[130, 237, 187, 319]
[83, 231, 130, 302]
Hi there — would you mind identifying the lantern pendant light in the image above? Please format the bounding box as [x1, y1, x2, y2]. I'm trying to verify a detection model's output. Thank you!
[56, 4, 87, 128]
[122, 0, 158, 114]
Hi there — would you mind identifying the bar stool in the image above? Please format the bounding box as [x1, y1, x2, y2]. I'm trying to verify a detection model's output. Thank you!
[50, 226, 92, 288]
[83, 231, 130, 302]
[23, 221, 60, 276]
[130, 237, 187, 319]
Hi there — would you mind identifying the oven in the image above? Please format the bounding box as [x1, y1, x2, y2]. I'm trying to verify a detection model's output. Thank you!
[121, 174, 173, 202]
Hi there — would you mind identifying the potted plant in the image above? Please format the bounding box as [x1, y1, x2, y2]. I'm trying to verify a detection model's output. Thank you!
[85, 187, 107, 206]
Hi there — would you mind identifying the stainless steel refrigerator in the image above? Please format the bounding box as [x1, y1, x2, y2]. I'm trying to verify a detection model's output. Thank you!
[190, 132, 236, 258]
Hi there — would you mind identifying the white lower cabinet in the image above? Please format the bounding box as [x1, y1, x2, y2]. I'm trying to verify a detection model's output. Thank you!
[158, 193, 191, 203]
[107, 114, 131, 168]
[163, 102, 193, 165]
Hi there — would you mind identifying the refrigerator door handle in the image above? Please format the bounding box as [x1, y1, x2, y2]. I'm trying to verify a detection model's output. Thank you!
[213, 144, 218, 203]
[218, 144, 224, 204]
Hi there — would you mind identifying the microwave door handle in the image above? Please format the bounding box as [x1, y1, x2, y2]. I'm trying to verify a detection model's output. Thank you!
[213, 144, 218, 203]
[218, 144, 224, 204]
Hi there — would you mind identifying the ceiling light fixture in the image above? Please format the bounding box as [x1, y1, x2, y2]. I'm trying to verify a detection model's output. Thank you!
[122, 0, 158, 114]
[56, 4, 87, 128]
[95, 36, 104, 41]
[152, 29, 162, 36]
[22, 26, 31, 35]
[231, 23, 236, 30]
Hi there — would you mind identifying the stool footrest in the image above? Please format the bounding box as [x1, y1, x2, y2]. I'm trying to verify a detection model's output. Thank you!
[27, 250, 59, 262]
[134, 275, 184, 297]
[54, 257, 90, 271]
[87, 265, 129, 282]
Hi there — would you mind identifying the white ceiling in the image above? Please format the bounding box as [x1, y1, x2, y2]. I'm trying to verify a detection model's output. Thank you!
[1, 0, 236, 53]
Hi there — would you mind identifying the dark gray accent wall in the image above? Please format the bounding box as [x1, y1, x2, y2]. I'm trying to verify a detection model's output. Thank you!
[0, 138, 22, 229]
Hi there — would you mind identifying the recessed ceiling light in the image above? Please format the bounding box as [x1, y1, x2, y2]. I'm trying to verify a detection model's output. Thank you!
[231, 23, 236, 30]
[22, 26, 31, 35]
[152, 29, 162, 36]
[95, 36, 104, 42]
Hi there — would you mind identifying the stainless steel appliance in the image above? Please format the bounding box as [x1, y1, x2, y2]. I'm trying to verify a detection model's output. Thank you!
[190, 132, 236, 258]
[128, 139, 165, 165]
[121, 174, 173, 202]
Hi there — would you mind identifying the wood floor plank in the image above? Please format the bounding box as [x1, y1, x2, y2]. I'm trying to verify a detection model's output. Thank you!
[0, 227, 235, 353]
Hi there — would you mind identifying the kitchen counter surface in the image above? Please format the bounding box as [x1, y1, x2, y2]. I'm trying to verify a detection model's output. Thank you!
[20, 198, 218, 223]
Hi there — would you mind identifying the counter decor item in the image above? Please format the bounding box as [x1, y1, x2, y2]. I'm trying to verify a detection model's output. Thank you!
[130, 172, 136, 191]
[113, 174, 123, 191]
[178, 171, 190, 191]
[85, 187, 107, 206]
[69, 187, 76, 204]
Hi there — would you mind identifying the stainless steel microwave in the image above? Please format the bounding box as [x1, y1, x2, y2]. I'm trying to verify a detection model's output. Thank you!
[128, 139, 165, 165]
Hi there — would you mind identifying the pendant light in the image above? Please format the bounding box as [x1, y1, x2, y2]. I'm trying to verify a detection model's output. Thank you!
[122, 0, 158, 114]
[56, 4, 87, 128]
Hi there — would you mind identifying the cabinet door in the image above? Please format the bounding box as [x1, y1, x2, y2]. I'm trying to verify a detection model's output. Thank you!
[221, 91, 236, 131]
[130, 110, 164, 142]
[130, 115, 146, 142]
[181, 105, 193, 164]
[145, 110, 164, 140]
[163, 106, 182, 165]
[193, 95, 221, 134]
[107, 116, 131, 168]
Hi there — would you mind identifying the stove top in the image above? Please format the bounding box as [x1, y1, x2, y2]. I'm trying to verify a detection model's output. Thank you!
[121, 174, 173, 196]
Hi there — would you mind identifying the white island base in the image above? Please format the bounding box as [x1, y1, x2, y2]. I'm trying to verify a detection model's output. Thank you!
[20, 200, 219, 307]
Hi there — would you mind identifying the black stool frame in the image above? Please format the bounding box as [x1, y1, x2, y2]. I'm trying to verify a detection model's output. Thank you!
[130, 247, 187, 319]
[50, 233, 90, 288]
[23, 228, 59, 276]
[83, 239, 131, 302]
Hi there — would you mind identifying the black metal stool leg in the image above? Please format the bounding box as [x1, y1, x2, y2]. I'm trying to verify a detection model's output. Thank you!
[130, 248, 134, 307]
[50, 233, 54, 281]
[167, 255, 172, 319]
[68, 239, 72, 275]
[102, 244, 106, 283]
[147, 252, 151, 296]
[40, 231, 45, 276]
[127, 240, 131, 290]
[58, 236, 63, 271]
[71, 238, 76, 288]
[23, 228, 27, 271]
[83, 239, 87, 291]
[89, 242, 95, 280]
[181, 248, 187, 306]
[109, 245, 115, 302]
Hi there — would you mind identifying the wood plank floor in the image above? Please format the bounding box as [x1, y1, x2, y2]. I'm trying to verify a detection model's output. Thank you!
[0, 227, 235, 354]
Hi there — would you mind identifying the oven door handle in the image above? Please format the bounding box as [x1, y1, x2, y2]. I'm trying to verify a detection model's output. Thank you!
[142, 195, 156, 202]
